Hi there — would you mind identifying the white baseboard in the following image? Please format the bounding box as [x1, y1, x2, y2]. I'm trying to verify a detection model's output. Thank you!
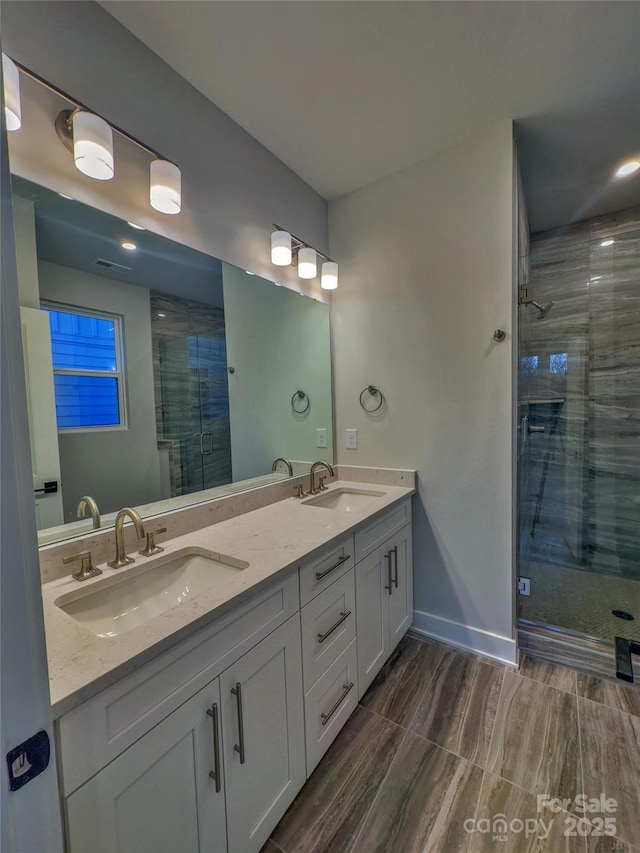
[411, 610, 517, 666]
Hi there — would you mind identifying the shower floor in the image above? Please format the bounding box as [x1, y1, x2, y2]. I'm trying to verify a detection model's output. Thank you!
[519, 560, 640, 642]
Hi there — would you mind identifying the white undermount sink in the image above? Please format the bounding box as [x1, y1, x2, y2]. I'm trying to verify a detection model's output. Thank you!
[302, 487, 386, 511]
[55, 547, 249, 638]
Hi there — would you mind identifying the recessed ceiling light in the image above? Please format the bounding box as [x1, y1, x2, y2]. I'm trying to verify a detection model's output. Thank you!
[127, 221, 146, 230]
[600, 239, 615, 247]
[58, 192, 73, 200]
[120, 240, 137, 251]
[157, 313, 166, 318]
[590, 275, 602, 281]
[615, 159, 640, 179]
[245, 270, 255, 276]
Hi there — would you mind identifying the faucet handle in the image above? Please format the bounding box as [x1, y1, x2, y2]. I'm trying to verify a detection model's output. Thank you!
[139, 527, 167, 557]
[64, 550, 102, 582]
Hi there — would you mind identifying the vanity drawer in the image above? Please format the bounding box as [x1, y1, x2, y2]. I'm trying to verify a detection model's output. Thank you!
[298, 533, 354, 606]
[301, 570, 355, 691]
[354, 498, 411, 562]
[57, 569, 299, 795]
[304, 639, 358, 775]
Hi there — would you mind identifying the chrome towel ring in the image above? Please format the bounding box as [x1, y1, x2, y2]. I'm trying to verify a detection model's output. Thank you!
[359, 385, 384, 413]
[291, 390, 310, 414]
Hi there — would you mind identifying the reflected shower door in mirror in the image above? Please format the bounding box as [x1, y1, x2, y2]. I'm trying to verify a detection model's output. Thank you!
[12, 177, 333, 545]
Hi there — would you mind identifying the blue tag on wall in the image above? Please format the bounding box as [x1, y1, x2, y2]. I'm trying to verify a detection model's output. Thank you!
[6, 731, 50, 792]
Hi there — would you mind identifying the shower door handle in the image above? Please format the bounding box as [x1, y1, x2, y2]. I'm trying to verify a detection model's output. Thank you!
[528, 425, 545, 433]
[200, 432, 214, 455]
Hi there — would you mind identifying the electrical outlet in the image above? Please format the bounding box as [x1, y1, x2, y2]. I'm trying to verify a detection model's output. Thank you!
[517, 576, 531, 596]
[316, 428, 327, 448]
[345, 428, 358, 449]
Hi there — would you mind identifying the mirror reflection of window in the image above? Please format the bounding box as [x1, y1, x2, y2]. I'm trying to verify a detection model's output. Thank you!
[44, 305, 126, 430]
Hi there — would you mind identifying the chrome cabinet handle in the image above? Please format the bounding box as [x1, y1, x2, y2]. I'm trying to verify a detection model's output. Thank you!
[385, 552, 392, 594]
[321, 681, 354, 727]
[317, 610, 352, 644]
[315, 553, 350, 581]
[206, 702, 222, 792]
[231, 682, 246, 764]
[392, 545, 399, 588]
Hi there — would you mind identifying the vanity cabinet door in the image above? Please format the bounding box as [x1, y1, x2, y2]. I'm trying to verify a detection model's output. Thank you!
[221, 614, 305, 853]
[355, 545, 390, 699]
[65, 679, 226, 853]
[387, 524, 413, 652]
[356, 521, 413, 698]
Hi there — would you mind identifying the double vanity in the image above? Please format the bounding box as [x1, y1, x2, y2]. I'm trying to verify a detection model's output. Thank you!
[40, 467, 415, 853]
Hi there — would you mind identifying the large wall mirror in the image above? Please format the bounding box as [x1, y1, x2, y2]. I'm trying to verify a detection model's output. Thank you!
[8, 78, 334, 547]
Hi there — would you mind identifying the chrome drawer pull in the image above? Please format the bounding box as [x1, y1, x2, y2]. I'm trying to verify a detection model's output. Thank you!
[315, 554, 350, 581]
[385, 552, 392, 594]
[206, 702, 222, 792]
[317, 610, 352, 644]
[321, 681, 354, 726]
[230, 682, 246, 764]
[392, 545, 399, 588]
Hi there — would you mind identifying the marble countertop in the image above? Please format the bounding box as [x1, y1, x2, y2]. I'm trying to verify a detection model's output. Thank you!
[42, 478, 415, 717]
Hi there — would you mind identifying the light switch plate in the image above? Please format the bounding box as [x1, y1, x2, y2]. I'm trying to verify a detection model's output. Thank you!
[316, 428, 327, 448]
[345, 428, 358, 449]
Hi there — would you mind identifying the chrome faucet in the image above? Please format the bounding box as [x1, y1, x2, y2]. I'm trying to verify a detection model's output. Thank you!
[108, 507, 146, 569]
[272, 457, 294, 476]
[309, 460, 335, 495]
[77, 495, 101, 530]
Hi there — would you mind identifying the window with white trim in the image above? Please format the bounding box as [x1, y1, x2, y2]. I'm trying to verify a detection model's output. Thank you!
[44, 304, 126, 431]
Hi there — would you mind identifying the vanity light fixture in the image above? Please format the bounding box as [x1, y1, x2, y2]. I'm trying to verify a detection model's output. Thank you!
[321, 261, 338, 290]
[72, 110, 114, 180]
[298, 247, 317, 279]
[2, 54, 22, 130]
[271, 223, 339, 289]
[5, 57, 182, 214]
[615, 158, 640, 179]
[271, 230, 292, 266]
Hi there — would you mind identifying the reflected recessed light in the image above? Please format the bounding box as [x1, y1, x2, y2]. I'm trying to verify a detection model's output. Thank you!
[245, 270, 255, 276]
[600, 239, 615, 247]
[157, 312, 166, 318]
[615, 159, 640, 179]
[127, 221, 146, 230]
[590, 275, 602, 281]
[58, 192, 73, 200]
[120, 240, 137, 251]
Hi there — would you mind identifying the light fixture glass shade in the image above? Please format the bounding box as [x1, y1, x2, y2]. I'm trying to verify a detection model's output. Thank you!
[73, 111, 114, 180]
[271, 230, 292, 265]
[298, 247, 317, 279]
[2, 54, 21, 131]
[321, 261, 338, 290]
[150, 160, 182, 214]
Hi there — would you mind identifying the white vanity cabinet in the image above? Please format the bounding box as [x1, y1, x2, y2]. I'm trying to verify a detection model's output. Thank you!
[355, 500, 413, 697]
[55, 493, 414, 853]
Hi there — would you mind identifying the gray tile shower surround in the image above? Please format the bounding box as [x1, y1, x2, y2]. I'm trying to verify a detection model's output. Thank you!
[264, 636, 640, 853]
[518, 206, 640, 641]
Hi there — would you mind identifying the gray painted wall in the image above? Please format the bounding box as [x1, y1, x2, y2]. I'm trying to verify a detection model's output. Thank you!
[329, 122, 516, 657]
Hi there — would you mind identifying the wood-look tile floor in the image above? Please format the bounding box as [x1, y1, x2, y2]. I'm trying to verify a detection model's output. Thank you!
[266, 636, 640, 853]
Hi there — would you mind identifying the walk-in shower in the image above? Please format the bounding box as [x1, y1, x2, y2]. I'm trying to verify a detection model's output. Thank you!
[516, 206, 640, 681]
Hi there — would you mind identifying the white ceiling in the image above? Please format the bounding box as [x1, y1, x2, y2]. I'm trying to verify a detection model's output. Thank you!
[100, 1, 639, 229]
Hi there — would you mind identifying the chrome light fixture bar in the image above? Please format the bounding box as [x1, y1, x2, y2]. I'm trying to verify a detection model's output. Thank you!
[8, 58, 182, 214]
[271, 222, 338, 290]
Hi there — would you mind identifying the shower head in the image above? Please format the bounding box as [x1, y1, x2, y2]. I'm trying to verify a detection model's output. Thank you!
[532, 300, 554, 319]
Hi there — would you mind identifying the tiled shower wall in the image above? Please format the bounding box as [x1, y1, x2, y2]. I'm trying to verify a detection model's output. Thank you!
[519, 206, 640, 582]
